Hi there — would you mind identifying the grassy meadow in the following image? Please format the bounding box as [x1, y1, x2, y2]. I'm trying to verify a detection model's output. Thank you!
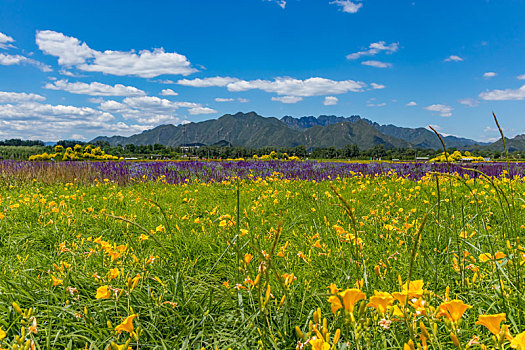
[0, 166, 524, 349]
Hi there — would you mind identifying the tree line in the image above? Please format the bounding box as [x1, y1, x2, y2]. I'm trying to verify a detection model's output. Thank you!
[0, 139, 520, 161]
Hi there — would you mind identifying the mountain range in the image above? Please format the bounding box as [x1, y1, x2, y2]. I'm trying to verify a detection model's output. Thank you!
[91, 112, 520, 151]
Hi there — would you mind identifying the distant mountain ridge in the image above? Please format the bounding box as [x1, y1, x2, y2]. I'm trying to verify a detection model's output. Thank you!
[280, 115, 486, 149]
[91, 111, 497, 150]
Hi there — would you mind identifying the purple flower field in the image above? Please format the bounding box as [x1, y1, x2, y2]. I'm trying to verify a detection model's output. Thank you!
[1, 160, 524, 184]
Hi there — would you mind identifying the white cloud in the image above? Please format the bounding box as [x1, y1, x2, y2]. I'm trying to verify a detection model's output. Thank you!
[517, 74, 525, 80]
[272, 96, 303, 103]
[406, 101, 417, 106]
[0, 101, 138, 140]
[88, 97, 105, 104]
[0, 53, 52, 72]
[330, 0, 363, 13]
[238, 98, 249, 103]
[458, 98, 479, 107]
[178, 76, 366, 97]
[444, 55, 463, 62]
[425, 104, 453, 117]
[59, 69, 85, 77]
[155, 79, 176, 84]
[45, 79, 146, 96]
[479, 85, 525, 100]
[188, 107, 218, 115]
[265, 0, 286, 8]
[323, 96, 338, 105]
[71, 134, 87, 140]
[0, 91, 46, 103]
[177, 76, 240, 87]
[99, 95, 210, 124]
[483, 72, 497, 79]
[367, 102, 386, 107]
[0, 32, 14, 49]
[215, 97, 235, 102]
[370, 83, 386, 89]
[36, 30, 197, 78]
[346, 41, 399, 60]
[160, 88, 178, 96]
[361, 60, 392, 68]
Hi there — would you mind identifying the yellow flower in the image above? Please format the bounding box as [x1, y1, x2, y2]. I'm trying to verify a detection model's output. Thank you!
[475, 313, 506, 335]
[511, 332, 525, 350]
[108, 268, 120, 280]
[244, 253, 253, 264]
[51, 275, 63, 286]
[115, 314, 138, 334]
[436, 300, 472, 323]
[310, 338, 330, 350]
[155, 225, 165, 233]
[367, 291, 394, 314]
[328, 288, 366, 314]
[0, 326, 5, 340]
[139, 234, 149, 242]
[327, 283, 340, 295]
[402, 279, 425, 298]
[95, 285, 111, 299]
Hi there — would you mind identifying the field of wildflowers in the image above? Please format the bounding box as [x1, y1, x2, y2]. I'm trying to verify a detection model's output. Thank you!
[0, 160, 524, 349]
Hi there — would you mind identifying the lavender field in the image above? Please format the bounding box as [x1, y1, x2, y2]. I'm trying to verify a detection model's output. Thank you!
[0, 160, 523, 185]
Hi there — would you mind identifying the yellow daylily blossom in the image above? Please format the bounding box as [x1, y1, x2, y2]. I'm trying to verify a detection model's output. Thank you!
[115, 314, 138, 334]
[310, 338, 330, 350]
[328, 288, 366, 314]
[401, 279, 425, 298]
[95, 285, 111, 299]
[475, 313, 506, 336]
[108, 268, 120, 280]
[0, 326, 6, 340]
[367, 291, 394, 314]
[437, 300, 472, 323]
[51, 275, 63, 286]
[511, 332, 525, 350]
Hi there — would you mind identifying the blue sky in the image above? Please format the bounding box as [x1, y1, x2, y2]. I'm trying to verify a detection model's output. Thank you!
[0, 0, 525, 142]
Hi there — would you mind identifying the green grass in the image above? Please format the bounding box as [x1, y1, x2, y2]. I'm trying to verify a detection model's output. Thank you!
[0, 174, 524, 349]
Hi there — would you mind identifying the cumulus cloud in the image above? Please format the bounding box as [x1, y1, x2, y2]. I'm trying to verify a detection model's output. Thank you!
[323, 96, 338, 105]
[177, 76, 240, 87]
[99, 95, 214, 123]
[265, 0, 286, 8]
[271, 96, 303, 103]
[0, 53, 52, 71]
[346, 41, 399, 60]
[483, 72, 497, 79]
[367, 101, 386, 107]
[458, 98, 479, 107]
[36, 30, 197, 78]
[425, 104, 453, 117]
[0, 32, 14, 49]
[45, 79, 146, 96]
[370, 83, 386, 89]
[0, 100, 143, 140]
[406, 101, 417, 106]
[178, 76, 366, 97]
[361, 60, 392, 68]
[517, 74, 525, 80]
[444, 55, 463, 62]
[188, 107, 218, 115]
[215, 98, 235, 102]
[479, 85, 525, 100]
[0, 91, 46, 103]
[330, 0, 363, 13]
[160, 88, 178, 96]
